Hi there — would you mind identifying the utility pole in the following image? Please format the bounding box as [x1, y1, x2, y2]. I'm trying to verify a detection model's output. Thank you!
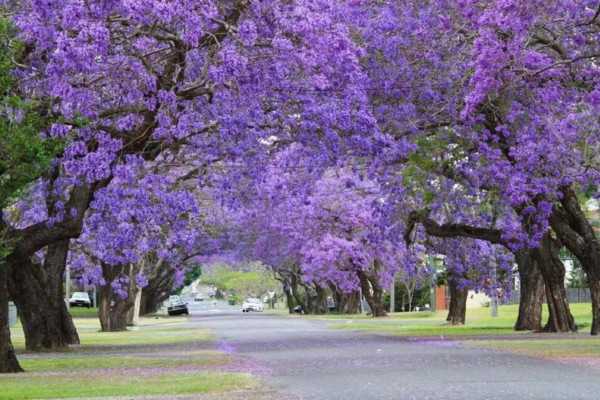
[65, 266, 70, 310]
[428, 256, 437, 313]
[491, 259, 498, 318]
[491, 290, 498, 317]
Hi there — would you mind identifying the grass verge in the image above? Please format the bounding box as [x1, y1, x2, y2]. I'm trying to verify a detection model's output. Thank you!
[19, 351, 229, 372]
[5, 317, 257, 399]
[68, 307, 99, 319]
[11, 317, 204, 350]
[467, 337, 600, 358]
[328, 303, 593, 337]
[0, 371, 255, 400]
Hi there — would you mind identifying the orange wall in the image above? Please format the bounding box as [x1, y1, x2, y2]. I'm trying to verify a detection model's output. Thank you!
[435, 286, 448, 310]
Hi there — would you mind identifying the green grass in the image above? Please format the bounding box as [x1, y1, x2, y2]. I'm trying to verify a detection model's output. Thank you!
[11, 317, 207, 350]
[19, 351, 229, 372]
[5, 317, 257, 399]
[68, 307, 99, 318]
[330, 303, 594, 337]
[75, 327, 213, 347]
[0, 371, 255, 399]
[469, 338, 600, 358]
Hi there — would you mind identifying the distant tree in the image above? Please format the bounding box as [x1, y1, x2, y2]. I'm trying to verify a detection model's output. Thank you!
[200, 264, 279, 304]
[184, 266, 202, 288]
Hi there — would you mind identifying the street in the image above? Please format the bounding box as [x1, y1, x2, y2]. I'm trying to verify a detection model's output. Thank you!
[187, 303, 600, 400]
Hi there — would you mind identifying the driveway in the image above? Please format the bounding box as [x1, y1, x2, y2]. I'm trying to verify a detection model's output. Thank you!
[189, 310, 600, 400]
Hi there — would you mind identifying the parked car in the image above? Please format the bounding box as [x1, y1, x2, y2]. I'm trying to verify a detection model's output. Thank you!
[292, 305, 304, 314]
[69, 292, 92, 308]
[194, 294, 204, 302]
[167, 295, 189, 316]
[242, 298, 264, 312]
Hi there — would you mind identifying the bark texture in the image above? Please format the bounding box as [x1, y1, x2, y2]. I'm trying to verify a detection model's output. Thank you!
[446, 279, 468, 325]
[358, 269, 387, 317]
[139, 266, 174, 316]
[7, 241, 79, 351]
[0, 260, 22, 373]
[98, 264, 135, 332]
[514, 250, 545, 331]
[332, 289, 360, 314]
[533, 234, 577, 333]
[551, 187, 600, 335]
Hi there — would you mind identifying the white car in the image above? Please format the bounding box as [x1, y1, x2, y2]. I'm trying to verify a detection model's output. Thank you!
[242, 298, 264, 312]
[167, 295, 189, 316]
[69, 292, 92, 308]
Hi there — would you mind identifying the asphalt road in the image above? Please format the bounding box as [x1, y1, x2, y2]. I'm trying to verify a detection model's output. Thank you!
[187, 305, 600, 400]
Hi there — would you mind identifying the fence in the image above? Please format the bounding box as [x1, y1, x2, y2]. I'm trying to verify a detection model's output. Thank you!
[503, 288, 591, 305]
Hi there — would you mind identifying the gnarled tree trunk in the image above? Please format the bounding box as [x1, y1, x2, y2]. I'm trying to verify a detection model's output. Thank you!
[551, 187, 600, 335]
[300, 284, 326, 314]
[358, 270, 387, 317]
[291, 275, 309, 313]
[296, 285, 327, 315]
[533, 234, 576, 333]
[98, 289, 130, 332]
[590, 280, 600, 336]
[98, 264, 135, 332]
[332, 288, 360, 314]
[446, 279, 468, 325]
[0, 259, 22, 373]
[7, 241, 79, 351]
[514, 250, 545, 331]
[140, 267, 174, 316]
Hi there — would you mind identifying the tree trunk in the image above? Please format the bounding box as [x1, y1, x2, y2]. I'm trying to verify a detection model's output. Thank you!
[314, 285, 328, 314]
[291, 276, 308, 313]
[282, 279, 296, 313]
[0, 259, 22, 373]
[358, 271, 387, 317]
[405, 282, 416, 312]
[98, 286, 130, 332]
[533, 234, 577, 333]
[98, 264, 134, 332]
[446, 279, 468, 325]
[7, 241, 79, 351]
[300, 284, 319, 314]
[590, 281, 600, 336]
[139, 268, 174, 316]
[127, 288, 142, 326]
[333, 290, 360, 314]
[550, 187, 600, 335]
[514, 250, 545, 331]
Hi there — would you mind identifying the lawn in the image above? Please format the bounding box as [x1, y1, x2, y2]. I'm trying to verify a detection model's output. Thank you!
[19, 351, 229, 372]
[326, 303, 600, 365]
[10, 316, 200, 350]
[68, 306, 99, 318]
[468, 337, 600, 358]
[328, 303, 594, 337]
[4, 317, 256, 399]
[0, 371, 255, 400]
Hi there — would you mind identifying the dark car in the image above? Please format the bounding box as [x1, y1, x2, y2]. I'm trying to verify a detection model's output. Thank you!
[69, 292, 92, 308]
[292, 305, 304, 314]
[167, 295, 189, 316]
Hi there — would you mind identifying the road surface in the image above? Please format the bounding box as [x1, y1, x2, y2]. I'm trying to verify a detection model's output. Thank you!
[187, 304, 600, 400]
